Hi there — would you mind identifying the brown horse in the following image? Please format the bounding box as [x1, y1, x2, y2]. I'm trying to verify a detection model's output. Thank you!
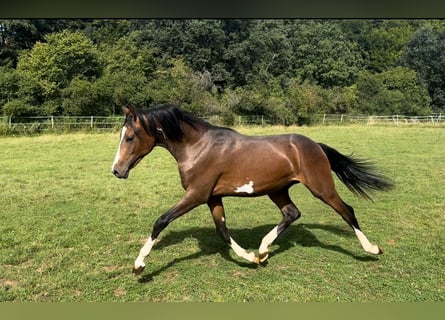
[111, 104, 393, 275]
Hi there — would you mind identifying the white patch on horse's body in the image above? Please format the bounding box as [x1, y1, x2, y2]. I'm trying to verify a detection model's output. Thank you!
[112, 126, 127, 170]
[353, 227, 380, 254]
[134, 236, 156, 270]
[235, 180, 254, 194]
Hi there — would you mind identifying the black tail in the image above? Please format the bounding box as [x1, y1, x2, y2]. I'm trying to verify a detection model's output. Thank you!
[318, 143, 394, 200]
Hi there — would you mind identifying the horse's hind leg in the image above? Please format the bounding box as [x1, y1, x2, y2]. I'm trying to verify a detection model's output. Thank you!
[306, 175, 382, 255]
[296, 142, 383, 255]
[326, 195, 382, 254]
[207, 196, 257, 263]
[258, 189, 302, 263]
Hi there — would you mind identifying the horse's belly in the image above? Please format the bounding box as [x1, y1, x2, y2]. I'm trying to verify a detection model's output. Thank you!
[212, 159, 298, 197]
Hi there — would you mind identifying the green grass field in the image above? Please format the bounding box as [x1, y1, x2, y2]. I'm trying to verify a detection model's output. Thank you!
[1, 125, 444, 302]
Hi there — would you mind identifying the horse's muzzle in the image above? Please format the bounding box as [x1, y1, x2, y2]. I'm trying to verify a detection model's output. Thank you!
[112, 168, 129, 179]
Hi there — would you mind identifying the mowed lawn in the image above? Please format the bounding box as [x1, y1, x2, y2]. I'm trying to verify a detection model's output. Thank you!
[0, 125, 443, 302]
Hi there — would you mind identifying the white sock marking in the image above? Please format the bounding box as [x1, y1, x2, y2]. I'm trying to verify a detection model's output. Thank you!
[259, 226, 279, 255]
[230, 237, 256, 263]
[354, 227, 380, 254]
[235, 181, 254, 194]
[134, 236, 156, 269]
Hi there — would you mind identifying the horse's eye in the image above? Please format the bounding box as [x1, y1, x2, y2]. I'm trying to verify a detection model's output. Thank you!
[126, 135, 134, 143]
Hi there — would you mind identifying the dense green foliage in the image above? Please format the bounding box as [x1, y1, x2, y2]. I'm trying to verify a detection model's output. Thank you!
[1, 19, 444, 123]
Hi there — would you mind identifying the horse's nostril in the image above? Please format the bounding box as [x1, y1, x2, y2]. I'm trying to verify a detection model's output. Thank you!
[112, 169, 120, 177]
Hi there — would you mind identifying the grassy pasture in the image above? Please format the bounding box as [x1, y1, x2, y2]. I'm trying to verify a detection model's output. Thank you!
[0, 125, 444, 302]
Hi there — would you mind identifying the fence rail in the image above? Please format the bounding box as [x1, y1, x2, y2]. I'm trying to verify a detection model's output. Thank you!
[312, 113, 444, 126]
[0, 113, 444, 135]
[0, 115, 123, 134]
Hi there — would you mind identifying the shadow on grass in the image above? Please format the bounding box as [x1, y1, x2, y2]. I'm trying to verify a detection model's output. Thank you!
[138, 223, 379, 283]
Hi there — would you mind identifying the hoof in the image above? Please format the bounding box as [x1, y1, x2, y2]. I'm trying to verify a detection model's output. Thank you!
[258, 252, 269, 264]
[132, 265, 145, 275]
[367, 245, 383, 255]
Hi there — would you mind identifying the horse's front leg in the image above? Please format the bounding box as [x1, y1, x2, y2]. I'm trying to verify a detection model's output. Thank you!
[207, 196, 258, 264]
[133, 193, 204, 275]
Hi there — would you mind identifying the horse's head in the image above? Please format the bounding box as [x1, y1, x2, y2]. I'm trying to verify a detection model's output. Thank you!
[111, 106, 156, 179]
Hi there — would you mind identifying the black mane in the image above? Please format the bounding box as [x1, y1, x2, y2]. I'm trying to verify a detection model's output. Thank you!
[130, 104, 205, 142]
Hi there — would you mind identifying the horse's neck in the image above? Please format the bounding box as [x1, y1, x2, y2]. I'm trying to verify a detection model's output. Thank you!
[163, 121, 208, 163]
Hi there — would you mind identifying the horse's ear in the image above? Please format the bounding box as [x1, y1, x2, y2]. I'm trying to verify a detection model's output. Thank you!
[123, 105, 136, 119]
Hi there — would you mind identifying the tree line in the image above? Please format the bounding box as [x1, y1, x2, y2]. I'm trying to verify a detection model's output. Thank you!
[0, 19, 444, 125]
